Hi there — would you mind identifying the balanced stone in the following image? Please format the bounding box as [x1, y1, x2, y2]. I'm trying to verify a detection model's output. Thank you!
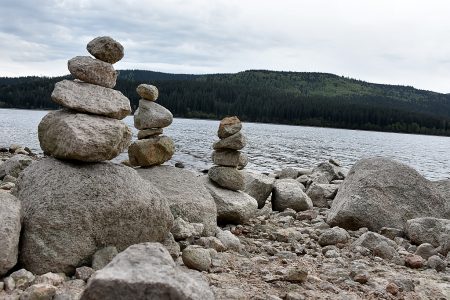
[218, 116, 242, 138]
[128, 136, 175, 167]
[68, 56, 118, 88]
[38, 110, 132, 162]
[134, 100, 173, 130]
[213, 131, 246, 150]
[137, 128, 163, 139]
[0, 192, 21, 276]
[208, 166, 245, 191]
[51, 80, 131, 119]
[212, 150, 244, 167]
[86, 36, 124, 64]
[136, 84, 158, 101]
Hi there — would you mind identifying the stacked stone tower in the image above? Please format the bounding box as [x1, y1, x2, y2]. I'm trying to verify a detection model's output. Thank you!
[128, 84, 175, 166]
[208, 116, 248, 191]
[38, 36, 132, 162]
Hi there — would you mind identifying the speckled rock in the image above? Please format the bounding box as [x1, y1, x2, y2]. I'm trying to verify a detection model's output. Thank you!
[208, 166, 245, 191]
[86, 36, 124, 64]
[213, 132, 246, 150]
[0, 191, 21, 276]
[136, 84, 158, 101]
[128, 136, 175, 166]
[68, 56, 118, 88]
[134, 100, 173, 129]
[218, 116, 242, 139]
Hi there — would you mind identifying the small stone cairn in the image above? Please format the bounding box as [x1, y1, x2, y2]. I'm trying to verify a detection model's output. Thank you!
[208, 116, 248, 191]
[128, 84, 175, 166]
[38, 36, 132, 162]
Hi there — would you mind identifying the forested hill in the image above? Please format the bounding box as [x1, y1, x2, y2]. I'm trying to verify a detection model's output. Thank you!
[1, 70, 450, 136]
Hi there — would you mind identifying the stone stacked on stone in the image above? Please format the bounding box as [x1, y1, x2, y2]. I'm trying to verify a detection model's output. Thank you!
[128, 84, 175, 166]
[38, 36, 132, 162]
[208, 116, 248, 191]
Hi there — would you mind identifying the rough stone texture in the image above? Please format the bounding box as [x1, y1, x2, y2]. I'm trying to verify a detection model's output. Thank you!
[306, 183, 338, 208]
[311, 162, 343, 183]
[182, 245, 212, 272]
[432, 179, 450, 216]
[216, 229, 241, 251]
[86, 36, 124, 64]
[0, 154, 33, 179]
[162, 233, 181, 259]
[352, 232, 398, 260]
[405, 217, 450, 251]
[203, 177, 257, 224]
[243, 171, 275, 209]
[136, 84, 158, 101]
[68, 56, 118, 88]
[20, 283, 57, 300]
[272, 179, 313, 212]
[80, 243, 214, 300]
[134, 100, 173, 129]
[170, 217, 203, 240]
[278, 167, 299, 179]
[238, 152, 248, 170]
[405, 254, 424, 269]
[414, 243, 436, 260]
[92, 246, 118, 271]
[0, 191, 21, 276]
[54, 279, 86, 300]
[327, 157, 447, 231]
[137, 166, 217, 236]
[33, 272, 66, 286]
[128, 136, 175, 167]
[218, 116, 242, 139]
[10, 269, 35, 290]
[137, 128, 163, 139]
[208, 166, 244, 191]
[14, 158, 173, 275]
[318, 227, 350, 246]
[75, 267, 95, 282]
[51, 80, 131, 119]
[212, 150, 243, 167]
[38, 110, 132, 162]
[427, 255, 446, 272]
[213, 132, 246, 150]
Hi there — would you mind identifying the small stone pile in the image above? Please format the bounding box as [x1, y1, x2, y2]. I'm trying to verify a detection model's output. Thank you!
[38, 36, 132, 161]
[128, 84, 175, 166]
[208, 116, 248, 191]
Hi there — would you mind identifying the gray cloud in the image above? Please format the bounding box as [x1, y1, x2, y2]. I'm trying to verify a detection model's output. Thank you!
[0, 0, 449, 93]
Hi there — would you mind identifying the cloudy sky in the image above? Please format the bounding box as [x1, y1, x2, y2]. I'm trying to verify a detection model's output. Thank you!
[1, 0, 450, 93]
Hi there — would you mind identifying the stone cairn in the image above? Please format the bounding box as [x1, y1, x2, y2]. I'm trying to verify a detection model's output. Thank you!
[128, 84, 175, 166]
[38, 36, 132, 162]
[208, 116, 248, 191]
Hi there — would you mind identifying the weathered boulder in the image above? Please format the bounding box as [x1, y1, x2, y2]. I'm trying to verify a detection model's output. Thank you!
[68, 56, 117, 88]
[213, 132, 246, 150]
[14, 158, 173, 274]
[137, 128, 163, 139]
[203, 177, 257, 224]
[0, 154, 33, 179]
[432, 179, 450, 216]
[128, 136, 175, 167]
[218, 116, 242, 139]
[212, 150, 243, 167]
[134, 100, 173, 129]
[86, 36, 124, 64]
[38, 110, 131, 162]
[208, 166, 244, 191]
[272, 179, 313, 212]
[243, 171, 275, 208]
[405, 217, 450, 253]
[306, 183, 338, 208]
[137, 166, 217, 236]
[0, 192, 21, 276]
[327, 157, 447, 231]
[51, 80, 131, 119]
[136, 84, 158, 101]
[80, 243, 214, 300]
[352, 232, 398, 260]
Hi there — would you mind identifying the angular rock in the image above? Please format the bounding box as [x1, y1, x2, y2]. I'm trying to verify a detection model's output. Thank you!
[238, 152, 248, 169]
[137, 128, 163, 139]
[243, 171, 275, 209]
[136, 84, 158, 101]
[278, 167, 299, 179]
[432, 179, 450, 215]
[311, 162, 343, 182]
[195, 237, 226, 252]
[327, 157, 447, 231]
[0, 154, 33, 179]
[80, 243, 214, 300]
[272, 179, 313, 212]
[0, 191, 21, 276]
[318, 227, 350, 246]
[405, 254, 424, 269]
[128, 136, 175, 167]
[353, 232, 397, 260]
[218, 116, 242, 139]
[208, 166, 244, 191]
[38, 110, 132, 162]
[213, 132, 246, 150]
[10, 269, 35, 290]
[92, 246, 118, 271]
[75, 267, 95, 282]
[20, 283, 57, 300]
[171, 217, 203, 241]
[68, 56, 117, 88]
[182, 245, 211, 272]
[137, 166, 217, 236]
[86, 36, 124, 64]
[203, 177, 257, 224]
[306, 183, 338, 208]
[162, 233, 181, 259]
[216, 229, 241, 251]
[33, 273, 66, 286]
[54, 279, 86, 300]
[14, 158, 173, 274]
[211, 150, 243, 167]
[134, 100, 173, 129]
[405, 217, 450, 251]
[51, 80, 131, 119]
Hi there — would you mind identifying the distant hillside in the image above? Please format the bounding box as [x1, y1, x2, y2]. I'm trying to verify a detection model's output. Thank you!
[1, 70, 450, 136]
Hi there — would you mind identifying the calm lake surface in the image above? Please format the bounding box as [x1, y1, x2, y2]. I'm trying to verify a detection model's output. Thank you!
[1, 108, 449, 180]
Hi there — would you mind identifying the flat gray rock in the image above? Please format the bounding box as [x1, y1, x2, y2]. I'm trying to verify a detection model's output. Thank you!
[134, 100, 173, 130]
[51, 80, 131, 119]
[14, 158, 173, 274]
[212, 150, 242, 167]
[0, 192, 21, 276]
[68, 56, 117, 88]
[213, 132, 246, 150]
[38, 110, 132, 162]
[208, 166, 244, 191]
[137, 128, 163, 139]
[86, 36, 124, 64]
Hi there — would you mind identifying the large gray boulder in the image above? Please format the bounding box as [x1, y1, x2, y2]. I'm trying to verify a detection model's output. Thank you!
[243, 171, 275, 208]
[327, 157, 447, 231]
[432, 179, 450, 216]
[86, 36, 124, 64]
[405, 217, 450, 253]
[0, 192, 21, 276]
[80, 243, 214, 300]
[137, 166, 217, 236]
[0, 154, 33, 179]
[203, 177, 257, 224]
[38, 110, 132, 162]
[14, 158, 173, 274]
[272, 179, 313, 212]
[51, 80, 131, 119]
[68, 56, 117, 88]
[134, 100, 173, 130]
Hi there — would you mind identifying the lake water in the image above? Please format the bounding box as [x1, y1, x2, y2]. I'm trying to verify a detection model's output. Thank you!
[0, 108, 449, 180]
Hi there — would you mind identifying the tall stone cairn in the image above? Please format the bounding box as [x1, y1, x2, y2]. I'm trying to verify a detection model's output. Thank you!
[208, 116, 248, 191]
[38, 36, 132, 162]
[128, 84, 175, 166]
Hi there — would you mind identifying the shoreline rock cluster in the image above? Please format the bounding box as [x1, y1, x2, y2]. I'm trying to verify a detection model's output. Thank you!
[128, 84, 175, 166]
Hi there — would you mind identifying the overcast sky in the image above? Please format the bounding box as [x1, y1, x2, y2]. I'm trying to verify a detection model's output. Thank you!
[1, 0, 450, 93]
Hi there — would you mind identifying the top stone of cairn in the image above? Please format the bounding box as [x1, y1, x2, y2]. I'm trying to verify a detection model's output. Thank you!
[218, 116, 242, 139]
[87, 36, 124, 64]
[137, 84, 159, 101]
